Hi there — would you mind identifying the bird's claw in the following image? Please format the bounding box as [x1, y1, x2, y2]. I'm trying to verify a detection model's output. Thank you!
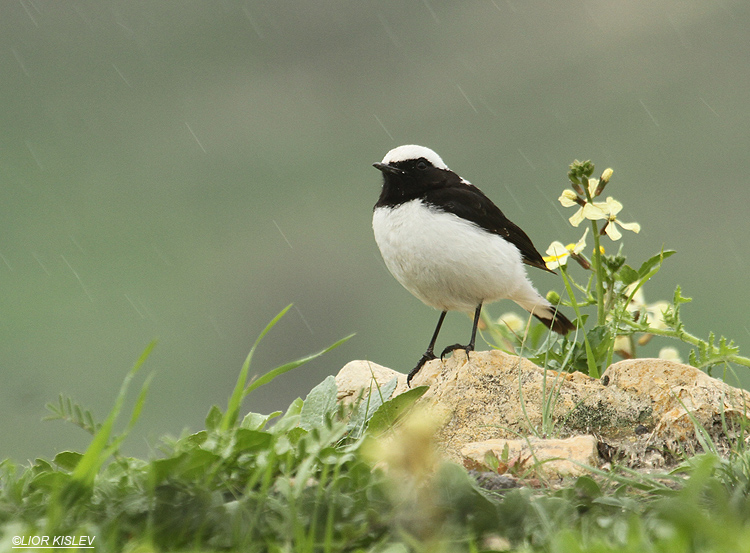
[406, 351, 437, 387]
[440, 343, 473, 361]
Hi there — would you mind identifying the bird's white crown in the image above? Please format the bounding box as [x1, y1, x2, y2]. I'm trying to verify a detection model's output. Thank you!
[381, 145, 449, 170]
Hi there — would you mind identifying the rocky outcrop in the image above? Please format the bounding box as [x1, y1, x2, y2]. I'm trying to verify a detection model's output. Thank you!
[335, 351, 750, 480]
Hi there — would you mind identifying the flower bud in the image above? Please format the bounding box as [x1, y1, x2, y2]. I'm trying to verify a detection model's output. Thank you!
[546, 290, 561, 305]
[595, 168, 613, 196]
[558, 189, 584, 207]
[571, 253, 591, 270]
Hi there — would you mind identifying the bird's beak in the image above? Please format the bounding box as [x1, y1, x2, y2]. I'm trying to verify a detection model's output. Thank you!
[373, 162, 403, 175]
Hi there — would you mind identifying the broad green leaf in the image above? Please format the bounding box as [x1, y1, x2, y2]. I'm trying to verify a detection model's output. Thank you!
[300, 376, 338, 431]
[366, 386, 428, 434]
[241, 410, 282, 431]
[53, 451, 83, 472]
[150, 454, 188, 485]
[178, 449, 222, 480]
[31, 458, 53, 475]
[273, 397, 304, 433]
[181, 430, 208, 447]
[233, 429, 273, 452]
[205, 405, 223, 431]
[637, 249, 676, 279]
[349, 376, 399, 433]
[618, 264, 639, 286]
[574, 475, 602, 499]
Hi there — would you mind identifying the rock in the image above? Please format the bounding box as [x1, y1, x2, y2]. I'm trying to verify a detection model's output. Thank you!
[335, 351, 750, 477]
[335, 360, 408, 404]
[461, 435, 599, 479]
[408, 350, 642, 464]
[602, 359, 750, 458]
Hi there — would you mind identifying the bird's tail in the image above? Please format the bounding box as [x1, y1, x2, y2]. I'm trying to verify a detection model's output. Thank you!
[513, 292, 576, 335]
[531, 306, 576, 335]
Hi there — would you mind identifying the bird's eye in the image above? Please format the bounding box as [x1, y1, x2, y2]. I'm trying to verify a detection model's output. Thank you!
[416, 160, 429, 170]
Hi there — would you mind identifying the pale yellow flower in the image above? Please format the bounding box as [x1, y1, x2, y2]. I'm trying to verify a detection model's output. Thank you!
[581, 197, 641, 240]
[543, 228, 589, 270]
[497, 312, 525, 334]
[658, 347, 683, 363]
[558, 179, 598, 227]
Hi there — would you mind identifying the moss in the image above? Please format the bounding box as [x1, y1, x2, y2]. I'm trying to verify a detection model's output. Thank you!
[561, 400, 651, 434]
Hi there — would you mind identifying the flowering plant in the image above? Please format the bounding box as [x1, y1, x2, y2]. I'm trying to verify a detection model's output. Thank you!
[483, 160, 749, 378]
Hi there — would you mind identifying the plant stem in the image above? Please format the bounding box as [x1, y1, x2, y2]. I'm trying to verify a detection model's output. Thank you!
[582, 181, 606, 326]
[590, 221, 606, 325]
[621, 316, 750, 369]
[560, 266, 600, 378]
[642, 327, 750, 368]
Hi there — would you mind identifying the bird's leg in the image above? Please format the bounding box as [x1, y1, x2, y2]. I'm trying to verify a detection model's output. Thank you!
[407, 310, 447, 386]
[440, 303, 483, 361]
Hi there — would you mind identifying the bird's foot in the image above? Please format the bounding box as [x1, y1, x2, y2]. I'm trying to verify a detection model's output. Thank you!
[407, 351, 437, 387]
[440, 343, 473, 361]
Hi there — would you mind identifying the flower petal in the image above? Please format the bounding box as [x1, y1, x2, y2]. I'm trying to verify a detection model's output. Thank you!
[626, 287, 646, 312]
[616, 220, 641, 234]
[581, 203, 607, 221]
[544, 241, 569, 269]
[604, 197, 623, 215]
[587, 178, 598, 198]
[572, 228, 589, 254]
[545, 241, 567, 257]
[569, 208, 586, 227]
[604, 222, 622, 241]
[613, 335, 634, 358]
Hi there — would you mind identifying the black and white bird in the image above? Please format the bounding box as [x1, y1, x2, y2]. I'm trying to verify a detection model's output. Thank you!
[372, 145, 576, 384]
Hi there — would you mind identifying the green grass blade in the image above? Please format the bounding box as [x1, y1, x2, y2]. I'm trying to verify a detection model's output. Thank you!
[71, 340, 156, 486]
[222, 304, 293, 432]
[244, 333, 355, 397]
[221, 303, 354, 432]
[102, 372, 155, 459]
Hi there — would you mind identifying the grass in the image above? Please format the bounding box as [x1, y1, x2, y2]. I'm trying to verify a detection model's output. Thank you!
[1, 307, 750, 552]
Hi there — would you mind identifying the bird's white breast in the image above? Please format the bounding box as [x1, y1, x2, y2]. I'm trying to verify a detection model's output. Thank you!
[372, 200, 532, 312]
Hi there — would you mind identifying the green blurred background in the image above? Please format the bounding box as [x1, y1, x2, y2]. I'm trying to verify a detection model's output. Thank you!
[3, 0, 749, 461]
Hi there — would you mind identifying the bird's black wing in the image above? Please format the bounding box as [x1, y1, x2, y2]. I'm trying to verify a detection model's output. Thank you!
[423, 184, 553, 273]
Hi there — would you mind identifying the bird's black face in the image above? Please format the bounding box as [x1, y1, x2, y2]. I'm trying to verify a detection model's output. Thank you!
[373, 156, 442, 180]
[373, 157, 458, 207]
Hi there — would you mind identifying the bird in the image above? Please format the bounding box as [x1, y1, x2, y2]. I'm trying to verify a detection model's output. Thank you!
[372, 144, 576, 385]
